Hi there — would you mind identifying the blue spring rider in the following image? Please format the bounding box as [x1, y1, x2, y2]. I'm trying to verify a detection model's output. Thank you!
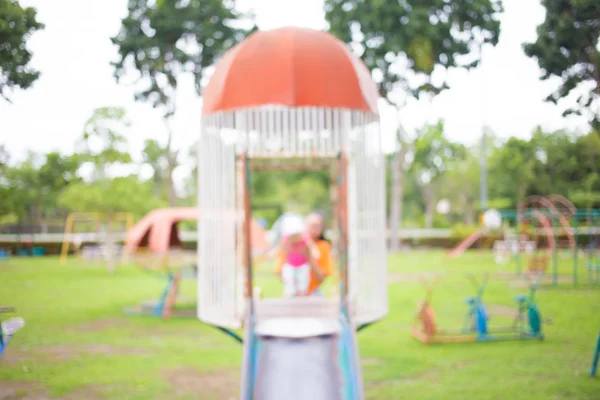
[463, 274, 489, 335]
[462, 273, 544, 342]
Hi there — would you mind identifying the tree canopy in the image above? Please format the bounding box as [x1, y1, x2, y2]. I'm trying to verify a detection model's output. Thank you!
[524, 0, 600, 130]
[110, 0, 254, 206]
[111, 0, 252, 116]
[0, 0, 44, 101]
[324, 0, 502, 103]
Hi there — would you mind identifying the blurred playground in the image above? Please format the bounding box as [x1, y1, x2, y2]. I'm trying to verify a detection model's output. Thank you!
[0, 250, 597, 400]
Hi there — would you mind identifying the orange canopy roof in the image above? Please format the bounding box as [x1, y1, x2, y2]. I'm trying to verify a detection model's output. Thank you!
[202, 27, 379, 115]
[125, 208, 269, 254]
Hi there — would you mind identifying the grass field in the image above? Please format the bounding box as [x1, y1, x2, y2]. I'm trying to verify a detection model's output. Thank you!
[1, 250, 599, 399]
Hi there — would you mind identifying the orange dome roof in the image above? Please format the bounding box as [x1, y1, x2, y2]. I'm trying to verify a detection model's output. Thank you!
[202, 27, 379, 116]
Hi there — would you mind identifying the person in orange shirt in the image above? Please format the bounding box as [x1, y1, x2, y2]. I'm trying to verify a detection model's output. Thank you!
[275, 212, 334, 296]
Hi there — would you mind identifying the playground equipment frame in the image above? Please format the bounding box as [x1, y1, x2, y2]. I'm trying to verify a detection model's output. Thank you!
[60, 212, 134, 265]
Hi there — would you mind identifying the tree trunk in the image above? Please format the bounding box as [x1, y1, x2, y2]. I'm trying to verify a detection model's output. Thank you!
[464, 197, 475, 225]
[423, 185, 436, 229]
[388, 146, 407, 251]
[165, 129, 178, 207]
[167, 159, 177, 207]
[34, 197, 43, 232]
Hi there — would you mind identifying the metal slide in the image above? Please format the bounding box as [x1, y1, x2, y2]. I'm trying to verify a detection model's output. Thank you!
[240, 315, 364, 400]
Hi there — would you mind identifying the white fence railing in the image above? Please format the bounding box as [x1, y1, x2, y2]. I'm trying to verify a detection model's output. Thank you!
[0, 227, 595, 244]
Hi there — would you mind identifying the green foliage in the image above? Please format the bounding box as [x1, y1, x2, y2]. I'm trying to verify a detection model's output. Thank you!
[411, 121, 466, 185]
[250, 170, 330, 225]
[78, 107, 132, 180]
[488, 136, 536, 203]
[111, 0, 253, 117]
[324, 0, 502, 102]
[58, 176, 165, 217]
[523, 0, 600, 129]
[0, 0, 44, 101]
[449, 222, 480, 238]
[142, 138, 171, 200]
[0, 152, 79, 222]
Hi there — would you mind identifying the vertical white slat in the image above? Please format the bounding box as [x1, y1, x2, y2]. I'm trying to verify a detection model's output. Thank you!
[311, 107, 319, 156]
[233, 111, 242, 155]
[259, 108, 266, 156]
[317, 108, 325, 157]
[365, 112, 374, 316]
[223, 115, 230, 311]
[268, 107, 275, 155]
[345, 110, 357, 312]
[197, 119, 205, 320]
[357, 111, 366, 316]
[296, 108, 303, 156]
[290, 107, 297, 155]
[207, 118, 215, 315]
[303, 107, 311, 157]
[377, 117, 388, 317]
[275, 108, 282, 156]
[216, 114, 223, 311]
[282, 108, 290, 157]
[333, 109, 340, 155]
[325, 108, 333, 156]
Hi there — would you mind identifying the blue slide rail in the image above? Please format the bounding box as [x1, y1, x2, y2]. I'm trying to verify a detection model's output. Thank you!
[338, 315, 362, 400]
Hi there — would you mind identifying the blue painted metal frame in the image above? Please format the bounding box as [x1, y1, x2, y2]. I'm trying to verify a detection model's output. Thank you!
[153, 273, 175, 316]
[591, 331, 600, 377]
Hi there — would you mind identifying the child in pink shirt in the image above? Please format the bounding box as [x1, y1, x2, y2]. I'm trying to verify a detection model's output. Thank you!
[280, 215, 320, 296]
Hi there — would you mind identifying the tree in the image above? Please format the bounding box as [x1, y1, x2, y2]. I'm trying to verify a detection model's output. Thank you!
[142, 138, 169, 199]
[0, 0, 44, 101]
[388, 125, 410, 251]
[325, 0, 501, 239]
[523, 1, 600, 130]
[410, 121, 464, 228]
[77, 107, 132, 180]
[439, 150, 479, 224]
[0, 151, 79, 227]
[59, 176, 163, 219]
[324, 0, 502, 103]
[111, 0, 254, 206]
[488, 137, 536, 206]
[67, 107, 133, 273]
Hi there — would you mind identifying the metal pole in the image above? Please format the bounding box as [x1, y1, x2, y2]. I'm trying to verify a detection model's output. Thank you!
[552, 215, 558, 287]
[480, 130, 488, 211]
[574, 213, 579, 287]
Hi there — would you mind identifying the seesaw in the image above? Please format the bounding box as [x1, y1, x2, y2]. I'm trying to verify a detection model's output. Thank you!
[0, 306, 25, 357]
[412, 273, 544, 344]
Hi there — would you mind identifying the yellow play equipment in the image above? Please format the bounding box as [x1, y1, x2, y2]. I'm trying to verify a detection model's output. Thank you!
[60, 212, 134, 265]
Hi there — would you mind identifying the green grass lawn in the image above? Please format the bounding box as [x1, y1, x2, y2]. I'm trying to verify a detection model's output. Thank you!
[0, 251, 598, 399]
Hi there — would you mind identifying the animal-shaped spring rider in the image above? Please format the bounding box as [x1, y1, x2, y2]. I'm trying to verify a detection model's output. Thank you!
[412, 276, 485, 344]
[510, 273, 544, 340]
[413, 273, 544, 344]
[462, 274, 489, 335]
[0, 306, 25, 357]
[591, 331, 600, 377]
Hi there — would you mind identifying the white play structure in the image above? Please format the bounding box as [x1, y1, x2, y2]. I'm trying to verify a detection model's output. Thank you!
[196, 26, 388, 400]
